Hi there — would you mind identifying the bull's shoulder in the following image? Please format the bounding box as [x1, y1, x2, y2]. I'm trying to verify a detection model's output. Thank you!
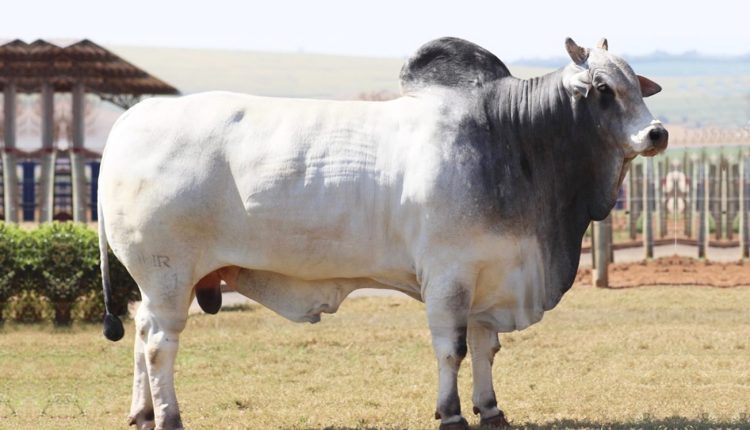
[399, 37, 511, 93]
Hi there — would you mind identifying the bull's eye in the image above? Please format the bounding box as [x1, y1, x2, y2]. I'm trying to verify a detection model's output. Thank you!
[597, 83, 613, 96]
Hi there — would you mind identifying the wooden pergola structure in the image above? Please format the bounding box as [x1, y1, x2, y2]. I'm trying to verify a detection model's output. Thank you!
[0, 38, 179, 223]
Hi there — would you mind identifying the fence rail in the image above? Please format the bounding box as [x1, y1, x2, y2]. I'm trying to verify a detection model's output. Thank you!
[590, 146, 750, 286]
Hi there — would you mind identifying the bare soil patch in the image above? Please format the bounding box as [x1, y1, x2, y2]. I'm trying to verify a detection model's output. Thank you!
[575, 255, 750, 288]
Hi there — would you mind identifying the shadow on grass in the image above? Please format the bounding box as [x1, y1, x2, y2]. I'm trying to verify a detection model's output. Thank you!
[498, 416, 748, 429]
[300, 416, 750, 430]
[218, 303, 258, 313]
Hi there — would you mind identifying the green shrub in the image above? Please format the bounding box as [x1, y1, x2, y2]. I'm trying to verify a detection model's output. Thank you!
[4, 291, 53, 323]
[0, 223, 27, 323]
[76, 249, 139, 323]
[30, 223, 99, 325]
[0, 224, 19, 305]
[0, 222, 140, 326]
[106, 248, 141, 315]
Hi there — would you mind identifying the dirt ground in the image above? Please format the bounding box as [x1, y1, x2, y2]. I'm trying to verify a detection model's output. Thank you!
[575, 255, 750, 288]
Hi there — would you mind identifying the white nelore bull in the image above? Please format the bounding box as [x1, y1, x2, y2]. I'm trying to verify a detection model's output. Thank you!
[99, 37, 667, 430]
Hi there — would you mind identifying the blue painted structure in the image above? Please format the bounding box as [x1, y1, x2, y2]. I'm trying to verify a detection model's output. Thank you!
[21, 161, 36, 221]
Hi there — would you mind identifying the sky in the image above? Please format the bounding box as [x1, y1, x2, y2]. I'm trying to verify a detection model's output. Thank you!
[3, 1, 749, 61]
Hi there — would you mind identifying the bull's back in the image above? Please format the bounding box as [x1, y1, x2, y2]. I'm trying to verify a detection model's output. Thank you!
[101, 92, 432, 280]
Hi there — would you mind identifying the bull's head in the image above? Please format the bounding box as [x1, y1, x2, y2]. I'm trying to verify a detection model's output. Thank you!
[561, 37, 667, 220]
[562, 37, 668, 158]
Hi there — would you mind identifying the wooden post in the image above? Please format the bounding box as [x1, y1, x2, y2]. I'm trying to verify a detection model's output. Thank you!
[707, 158, 714, 250]
[70, 82, 87, 222]
[643, 157, 654, 259]
[730, 159, 740, 242]
[653, 158, 662, 239]
[721, 157, 729, 240]
[740, 152, 749, 259]
[38, 82, 55, 223]
[2, 82, 19, 223]
[659, 157, 668, 238]
[694, 154, 703, 244]
[733, 162, 741, 242]
[628, 164, 638, 240]
[608, 212, 614, 263]
[698, 154, 709, 258]
[707, 156, 722, 240]
[685, 156, 693, 238]
[590, 223, 596, 269]
[593, 215, 610, 288]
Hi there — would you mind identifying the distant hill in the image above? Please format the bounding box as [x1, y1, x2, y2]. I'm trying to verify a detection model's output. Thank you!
[516, 52, 750, 76]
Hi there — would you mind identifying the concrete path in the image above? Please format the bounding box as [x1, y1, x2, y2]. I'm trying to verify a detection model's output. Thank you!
[580, 243, 743, 267]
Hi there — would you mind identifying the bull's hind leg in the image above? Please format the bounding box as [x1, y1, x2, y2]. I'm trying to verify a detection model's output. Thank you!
[132, 269, 193, 430]
[468, 321, 509, 428]
[128, 304, 155, 429]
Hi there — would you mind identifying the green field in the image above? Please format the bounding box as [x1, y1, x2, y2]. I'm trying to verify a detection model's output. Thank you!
[644, 74, 750, 127]
[0, 286, 748, 429]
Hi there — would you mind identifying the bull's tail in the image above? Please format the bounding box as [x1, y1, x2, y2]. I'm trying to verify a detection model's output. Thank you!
[99, 192, 124, 341]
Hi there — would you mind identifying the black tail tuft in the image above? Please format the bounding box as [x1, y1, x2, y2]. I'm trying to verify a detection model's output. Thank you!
[103, 313, 125, 341]
[98, 184, 124, 342]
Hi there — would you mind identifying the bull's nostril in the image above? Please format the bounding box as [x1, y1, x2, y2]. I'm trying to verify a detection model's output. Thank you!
[648, 128, 662, 141]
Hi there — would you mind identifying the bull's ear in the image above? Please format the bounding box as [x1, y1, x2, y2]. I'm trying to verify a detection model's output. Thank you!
[638, 75, 662, 97]
[596, 38, 608, 50]
[565, 37, 589, 65]
[564, 68, 591, 98]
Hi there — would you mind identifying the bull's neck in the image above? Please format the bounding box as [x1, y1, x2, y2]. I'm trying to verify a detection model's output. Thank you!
[491, 69, 584, 150]
[489, 68, 594, 208]
[487, 69, 596, 301]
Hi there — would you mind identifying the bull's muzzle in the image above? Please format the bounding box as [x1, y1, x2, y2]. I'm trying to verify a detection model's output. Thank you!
[641, 124, 668, 157]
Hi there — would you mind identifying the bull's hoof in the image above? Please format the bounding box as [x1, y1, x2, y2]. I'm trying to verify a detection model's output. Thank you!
[438, 417, 469, 430]
[127, 409, 155, 430]
[196, 285, 222, 314]
[479, 411, 510, 428]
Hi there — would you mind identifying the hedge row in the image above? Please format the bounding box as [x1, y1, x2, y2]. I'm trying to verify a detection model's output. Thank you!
[0, 222, 139, 325]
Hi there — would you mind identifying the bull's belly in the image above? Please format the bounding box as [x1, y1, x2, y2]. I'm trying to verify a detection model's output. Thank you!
[206, 199, 423, 323]
[221, 267, 418, 323]
[230, 234, 550, 331]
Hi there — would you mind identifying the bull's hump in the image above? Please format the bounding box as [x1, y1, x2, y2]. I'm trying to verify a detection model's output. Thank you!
[399, 37, 511, 94]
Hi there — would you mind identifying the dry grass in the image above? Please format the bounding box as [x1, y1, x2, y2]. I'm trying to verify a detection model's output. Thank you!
[1, 286, 749, 429]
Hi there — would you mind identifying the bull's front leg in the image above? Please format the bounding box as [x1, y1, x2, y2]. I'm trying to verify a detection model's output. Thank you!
[468, 321, 510, 428]
[424, 278, 472, 430]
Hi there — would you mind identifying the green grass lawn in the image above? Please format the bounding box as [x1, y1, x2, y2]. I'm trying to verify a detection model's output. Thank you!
[1, 286, 749, 429]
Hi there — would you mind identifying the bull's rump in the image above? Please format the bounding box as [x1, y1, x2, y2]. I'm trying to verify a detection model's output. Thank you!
[100, 92, 437, 283]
